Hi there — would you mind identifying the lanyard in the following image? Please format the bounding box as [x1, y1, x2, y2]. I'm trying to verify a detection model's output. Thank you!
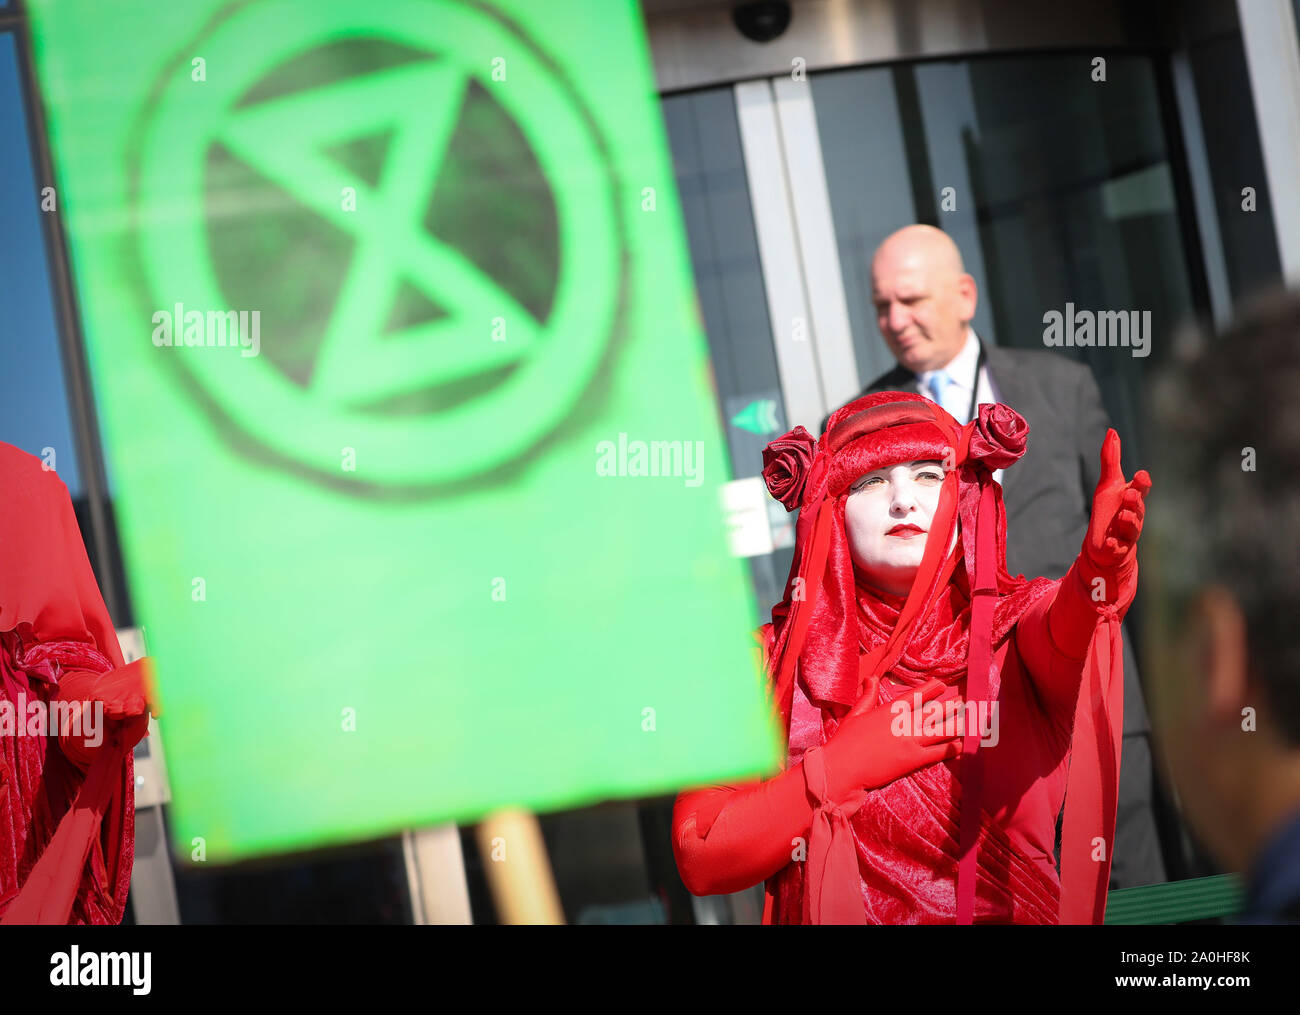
[967, 339, 986, 424]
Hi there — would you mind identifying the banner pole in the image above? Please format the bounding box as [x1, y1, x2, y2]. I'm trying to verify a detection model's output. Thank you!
[475, 809, 565, 925]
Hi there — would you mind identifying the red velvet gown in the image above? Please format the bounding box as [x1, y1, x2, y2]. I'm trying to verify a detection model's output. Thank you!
[672, 550, 1126, 924]
[0, 443, 139, 924]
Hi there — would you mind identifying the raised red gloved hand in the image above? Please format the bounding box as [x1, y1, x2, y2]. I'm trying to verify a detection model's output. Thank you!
[1044, 429, 1151, 660]
[54, 656, 155, 771]
[1084, 429, 1151, 571]
[672, 676, 962, 898]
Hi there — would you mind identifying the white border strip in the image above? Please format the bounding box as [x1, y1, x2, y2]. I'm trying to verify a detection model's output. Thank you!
[772, 75, 863, 413]
[734, 79, 827, 431]
[1237, 0, 1300, 284]
[1171, 51, 1233, 325]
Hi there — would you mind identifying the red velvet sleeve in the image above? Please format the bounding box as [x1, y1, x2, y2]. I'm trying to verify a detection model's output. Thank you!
[54, 661, 151, 772]
[671, 620, 824, 897]
[1014, 550, 1136, 729]
[671, 763, 818, 897]
[54, 670, 115, 773]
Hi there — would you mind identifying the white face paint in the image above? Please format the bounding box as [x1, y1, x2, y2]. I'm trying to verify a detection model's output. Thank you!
[845, 459, 951, 596]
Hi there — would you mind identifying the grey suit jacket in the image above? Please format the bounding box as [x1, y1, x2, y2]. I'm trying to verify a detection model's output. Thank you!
[850, 343, 1150, 734]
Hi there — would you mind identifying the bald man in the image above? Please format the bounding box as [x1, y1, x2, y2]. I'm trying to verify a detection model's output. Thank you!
[828, 224, 1169, 892]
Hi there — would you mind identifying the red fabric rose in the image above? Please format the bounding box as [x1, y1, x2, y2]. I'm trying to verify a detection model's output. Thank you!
[968, 404, 1028, 471]
[762, 426, 817, 510]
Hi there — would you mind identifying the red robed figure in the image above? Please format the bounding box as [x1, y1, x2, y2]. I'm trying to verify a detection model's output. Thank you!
[673, 392, 1148, 924]
[0, 443, 151, 924]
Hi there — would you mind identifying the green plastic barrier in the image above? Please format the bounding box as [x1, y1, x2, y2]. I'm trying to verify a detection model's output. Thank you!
[1104, 874, 1244, 925]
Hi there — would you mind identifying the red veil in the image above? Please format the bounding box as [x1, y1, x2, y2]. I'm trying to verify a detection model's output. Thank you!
[0, 442, 143, 924]
[757, 392, 1125, 924]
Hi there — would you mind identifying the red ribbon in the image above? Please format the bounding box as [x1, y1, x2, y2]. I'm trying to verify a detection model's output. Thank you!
[1058, 607, 1125, 923]
[771, 500, 837, 739]
[800, 746, 869, 924]
[955, 478, 997, 924]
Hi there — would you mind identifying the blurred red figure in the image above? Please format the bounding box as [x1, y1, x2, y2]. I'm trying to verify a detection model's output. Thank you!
[0, 443, 151, 924]
[672, 392, 1149, 923]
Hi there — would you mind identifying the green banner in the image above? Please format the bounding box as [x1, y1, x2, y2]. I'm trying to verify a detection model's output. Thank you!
[28, 0, 781, 860]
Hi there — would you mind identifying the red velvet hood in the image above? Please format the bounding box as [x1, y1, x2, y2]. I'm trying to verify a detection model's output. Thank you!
[761, 391, 1032, 728]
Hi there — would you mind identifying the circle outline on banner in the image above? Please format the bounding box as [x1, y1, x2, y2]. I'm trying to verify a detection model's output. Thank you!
[133, 0, 623, 487]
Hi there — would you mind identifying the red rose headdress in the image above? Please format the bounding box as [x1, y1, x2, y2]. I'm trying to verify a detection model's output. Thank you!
[762, 393, 1028, 718]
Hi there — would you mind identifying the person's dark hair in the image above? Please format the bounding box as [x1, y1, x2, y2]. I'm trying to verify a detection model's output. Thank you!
[1148, 288, 1300, 747]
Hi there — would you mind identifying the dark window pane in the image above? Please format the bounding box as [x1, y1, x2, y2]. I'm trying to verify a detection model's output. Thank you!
[1189, 33, 1283, 302]
[807, 66, 921, 385]
[812, 53, 1200, 467]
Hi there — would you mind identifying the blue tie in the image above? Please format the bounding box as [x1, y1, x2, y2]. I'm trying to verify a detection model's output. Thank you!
[926, 370, 952, 417]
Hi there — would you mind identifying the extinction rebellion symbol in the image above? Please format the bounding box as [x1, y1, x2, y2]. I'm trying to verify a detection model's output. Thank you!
[131, 0, 623, 489]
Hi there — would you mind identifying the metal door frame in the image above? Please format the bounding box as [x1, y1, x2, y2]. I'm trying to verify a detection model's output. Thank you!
[733, 76, 861, 434]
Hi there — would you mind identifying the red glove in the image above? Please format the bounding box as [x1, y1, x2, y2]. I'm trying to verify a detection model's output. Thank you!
[672, 678, 961, 897]
[54, 657, 154, 771]
[1048, 429, 1151, 657]
[1084, 429, 1150, 573]
[820, 676, 963, 802]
